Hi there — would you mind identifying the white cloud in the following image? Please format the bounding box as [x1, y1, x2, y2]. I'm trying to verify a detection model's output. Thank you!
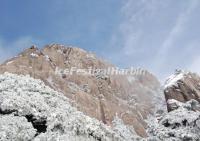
[108, 0, 167, 59]
[119, 0, 158, 55]
[107, 0, 165, 71]
[107, 0, 200, 80]
[158, 0, 199, 57]
[154, 0, 199, 78]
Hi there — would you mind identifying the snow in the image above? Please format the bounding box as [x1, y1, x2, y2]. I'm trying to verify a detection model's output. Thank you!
[86, 53, 96, 59]
[127, 76, 136, 83]
[164, 70, 185, 89]
[112, 115, 142, 141]
[57, 49, 63, 54]
[6, 61, 13, 65]
[147, 99, 200, 140]
[0, 115, 36, 141]
[30, 53, 39, 58]
[44, 55, 50, 61]
[166, 99, 183, 110]
[0, 72, 140, 141]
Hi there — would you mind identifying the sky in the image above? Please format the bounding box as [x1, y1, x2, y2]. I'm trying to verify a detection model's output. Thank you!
[0, 0, 200, 81]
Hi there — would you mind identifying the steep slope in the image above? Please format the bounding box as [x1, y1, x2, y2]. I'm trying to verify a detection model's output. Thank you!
[164, 70, 200, 112]
[0, 44, 162, 136]
[0, 73, 142, 141]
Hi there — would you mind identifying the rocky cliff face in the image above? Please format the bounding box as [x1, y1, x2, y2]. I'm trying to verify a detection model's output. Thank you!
[0, 44, 162, 136]
[164, 70, 200, 112]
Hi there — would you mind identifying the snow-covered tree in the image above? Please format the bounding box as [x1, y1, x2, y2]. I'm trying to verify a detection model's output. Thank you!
[147, 99, 200, 141]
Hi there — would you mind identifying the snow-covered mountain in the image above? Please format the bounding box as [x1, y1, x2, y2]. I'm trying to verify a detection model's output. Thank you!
[0, 44, 163, 137]
[1, 45, 200, 140]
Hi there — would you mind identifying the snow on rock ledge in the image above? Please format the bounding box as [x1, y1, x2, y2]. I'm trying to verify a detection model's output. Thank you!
[0, 73, 140, 141]
[164, 70, 185, 89]
[164, 70, 200, 112]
